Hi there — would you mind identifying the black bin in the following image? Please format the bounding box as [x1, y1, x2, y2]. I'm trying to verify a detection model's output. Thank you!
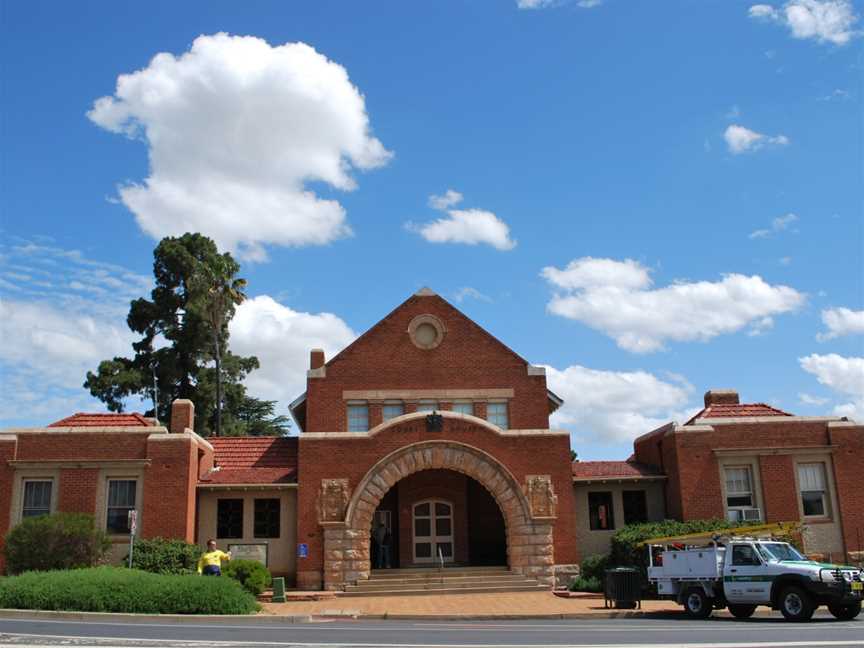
[604, 567, 641, 609]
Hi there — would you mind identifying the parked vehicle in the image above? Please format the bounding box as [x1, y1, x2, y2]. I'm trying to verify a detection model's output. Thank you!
[646, 530, 862, 622]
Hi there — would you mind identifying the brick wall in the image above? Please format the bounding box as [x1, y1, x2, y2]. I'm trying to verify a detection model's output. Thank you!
[0, 438, 16, 572]
[57, 468, 99, 513]
[829, 422, 864, 560]
[142, 436, 199, 541]
[758, 455, 800, 522]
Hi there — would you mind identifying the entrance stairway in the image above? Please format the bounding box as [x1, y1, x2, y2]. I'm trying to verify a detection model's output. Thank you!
[341, 565, 548, 597]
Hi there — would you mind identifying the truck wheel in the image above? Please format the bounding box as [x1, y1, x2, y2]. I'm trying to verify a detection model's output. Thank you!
[683, 587, 713, 619]
[828, 601, 861, 621]
[778, 586, 815, 622]
[728, 604, 757, 619]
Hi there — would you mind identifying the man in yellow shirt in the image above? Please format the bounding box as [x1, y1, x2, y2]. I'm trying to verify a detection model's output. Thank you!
[198, 539, 231, 576]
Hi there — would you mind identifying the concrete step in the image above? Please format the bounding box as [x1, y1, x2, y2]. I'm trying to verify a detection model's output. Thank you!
[341, 583, 549, 597]
[347, 576, 536, 590]
[369, 567, 511, 580]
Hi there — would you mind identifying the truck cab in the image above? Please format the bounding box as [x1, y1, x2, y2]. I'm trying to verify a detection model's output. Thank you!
[648, 537, 863, 621]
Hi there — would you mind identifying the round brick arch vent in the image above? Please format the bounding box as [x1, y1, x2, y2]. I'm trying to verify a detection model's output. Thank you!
[321, 440, 555, 590]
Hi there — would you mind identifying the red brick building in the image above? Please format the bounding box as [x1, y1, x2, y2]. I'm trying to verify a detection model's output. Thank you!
[1, 289, 861, 584]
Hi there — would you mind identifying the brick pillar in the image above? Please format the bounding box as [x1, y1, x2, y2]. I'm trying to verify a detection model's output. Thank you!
[170, 399, 194, 434]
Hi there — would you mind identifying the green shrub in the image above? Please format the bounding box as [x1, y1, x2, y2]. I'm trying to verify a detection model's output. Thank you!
[222, 559, 271, 596]
[580, 554, 610, 581]
[4, 513, 110, 575]
[569, 576, 602, 593]
[126, 537, 201, 575]
[0, 567, 258, 614]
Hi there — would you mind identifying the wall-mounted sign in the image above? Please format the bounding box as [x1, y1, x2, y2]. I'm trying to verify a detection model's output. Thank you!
[228, 543, 268, 566]
[298, 543, 308, 559]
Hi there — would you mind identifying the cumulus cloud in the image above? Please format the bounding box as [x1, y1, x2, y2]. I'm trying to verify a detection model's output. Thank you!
[545, 364, 697, 443]
[799, 392, 830, 406]
[409, 190, 516, 251]
[749, 213, 798, 239]
[799, 353, 864, 420]
[542, 257, 805, 353]
[725, 124, 790, 154]
[749, 0, 859, 45]
[229, 296, 356, 412]
[817, 307, 864, 341]
[88, 33, 392, 261]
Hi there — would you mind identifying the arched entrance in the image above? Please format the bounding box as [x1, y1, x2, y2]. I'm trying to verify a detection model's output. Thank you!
[321, 439, 556, 590]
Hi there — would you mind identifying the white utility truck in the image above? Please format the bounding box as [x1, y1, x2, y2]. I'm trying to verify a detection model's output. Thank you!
[645, 525, 863, 621]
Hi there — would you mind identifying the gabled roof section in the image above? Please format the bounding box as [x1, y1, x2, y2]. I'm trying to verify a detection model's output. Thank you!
[572, 460, 665, 481]
[201, 436, 298, 485]
[685, 403, 793, 425]
[48, 412, 154, 428]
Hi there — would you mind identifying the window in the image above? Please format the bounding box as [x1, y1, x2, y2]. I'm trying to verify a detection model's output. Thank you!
[486, 402, 508, 429]
[588, 492, 615, 531]
[417, 400, 439, 413]
[622, 490, 648, 525]
[382, 402, 404, 421]
[217, 499, 244, 538]
[452, 402, 473, 416]
[724, 466, 754, 509]
[798, 463, 828, 517]
[106, 479, 136, 534]
[732, 544, 761, 566]
[22, 480, 52, 518]
[347, 403, 369, 432]
[254, 499, 280, 538]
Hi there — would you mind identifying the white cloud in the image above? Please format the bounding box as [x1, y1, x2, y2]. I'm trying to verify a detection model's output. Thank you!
[749, 212, 799, 239]
[542, 257, 805, 353]
[517, 0, 556, 8]
[817, 307, 864, 341]
[799, 353, 864, 420]
[409, 191, 516, 251]
[453, 287, 492, 303]
[799, 392, 830, 406]
[749, 0, 859, 45]
[229, 295, 356, 412]
[88, 33, 392, 262]
[819, 88, 851, 101]
[725, 124, 790, 154]
[577, 0, 604, 7]
[428, 190, 464, 210]
[545, 364, 697, 443]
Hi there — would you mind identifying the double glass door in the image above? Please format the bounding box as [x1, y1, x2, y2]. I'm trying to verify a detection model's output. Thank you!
[413, 499, 453, 564]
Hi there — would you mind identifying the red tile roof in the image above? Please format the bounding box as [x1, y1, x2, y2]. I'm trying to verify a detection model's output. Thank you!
[48, 412, 154, 427]
[202, 436, 298, 485]
[685, 403, 792, 425]
[572, 461, 664, 480]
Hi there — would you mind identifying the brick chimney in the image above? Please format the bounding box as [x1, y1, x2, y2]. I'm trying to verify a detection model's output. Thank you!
[310, 348, 325, 371]
[704, 389, 739, 408]
[170, 399, 195, 434]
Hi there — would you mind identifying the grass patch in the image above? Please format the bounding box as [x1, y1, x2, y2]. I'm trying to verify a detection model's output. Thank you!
[0, 567, 259, 615]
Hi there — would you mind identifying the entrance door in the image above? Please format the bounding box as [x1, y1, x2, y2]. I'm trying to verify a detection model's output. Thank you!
[413, 499, 454, 564]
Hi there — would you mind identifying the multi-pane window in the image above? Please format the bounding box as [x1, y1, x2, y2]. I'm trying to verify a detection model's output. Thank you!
[451, 402, 473, 416]
[588, 491, 615, 531]
[217, 499, 244, 538]
[254, 499, 280, 538]
[106, 479, 136, 534]
[622, 490, 648, 525]
[22, 480, 52, 518]
[798, 463, 828, 517]
[724, 466, 754, 509]
[486, 402, 508, 429]
[382, 402, 404, 422]
[347, 403, 369, 432]
[417, 400, 439, 413]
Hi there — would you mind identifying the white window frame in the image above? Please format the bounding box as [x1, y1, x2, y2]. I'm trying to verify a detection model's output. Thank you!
[724, 465, 755, 511]
[21, 479, 53, 519]
[382, 401, 404, 422]
[347, 402, 369, 432]
[417, 400, 439, 413]
[486, 401, 509, 429]
[451, 401, 474, 416]
[105, 478, 138, 536]
[797, 462, 829, 519]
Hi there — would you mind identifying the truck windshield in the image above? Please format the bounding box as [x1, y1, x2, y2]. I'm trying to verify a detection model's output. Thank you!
[757, 542, 805, 562]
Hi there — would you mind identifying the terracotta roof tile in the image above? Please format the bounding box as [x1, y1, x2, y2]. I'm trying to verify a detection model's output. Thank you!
[572, 461, 664, 480]
[685, 402, 792, 425]
[202, 437, 298, 485]
[48, 413, 154, 427]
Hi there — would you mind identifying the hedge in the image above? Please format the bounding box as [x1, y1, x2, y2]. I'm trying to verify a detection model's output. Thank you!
[568, 576, 602, 593]
[4, 513, 110, 575]
[0, 567, 259, 615]
[222, 559, 272, 596]
[126, 537, 201, 575]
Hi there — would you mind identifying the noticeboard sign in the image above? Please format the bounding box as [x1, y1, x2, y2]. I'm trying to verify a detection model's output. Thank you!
[227, 543, 268, 566]
[297, 543, 308, 559]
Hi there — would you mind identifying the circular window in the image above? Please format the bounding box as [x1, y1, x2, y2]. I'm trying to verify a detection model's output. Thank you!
[408, 314, 446, 350]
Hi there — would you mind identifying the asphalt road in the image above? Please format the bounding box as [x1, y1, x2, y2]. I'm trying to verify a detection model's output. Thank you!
[0, 613, 862, 648]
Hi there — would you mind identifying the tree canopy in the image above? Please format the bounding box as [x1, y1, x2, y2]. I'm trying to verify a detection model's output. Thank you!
[84, 233, 288, 436]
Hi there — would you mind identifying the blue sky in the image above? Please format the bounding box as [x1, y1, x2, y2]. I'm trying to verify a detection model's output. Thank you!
[1, 0, 862, 459]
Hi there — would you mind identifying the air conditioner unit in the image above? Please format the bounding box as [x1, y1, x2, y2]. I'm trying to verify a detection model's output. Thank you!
[727, 508, 762, 522]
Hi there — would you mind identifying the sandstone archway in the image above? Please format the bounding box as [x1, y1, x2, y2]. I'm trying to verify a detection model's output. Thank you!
[320, 439, 555, 590]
